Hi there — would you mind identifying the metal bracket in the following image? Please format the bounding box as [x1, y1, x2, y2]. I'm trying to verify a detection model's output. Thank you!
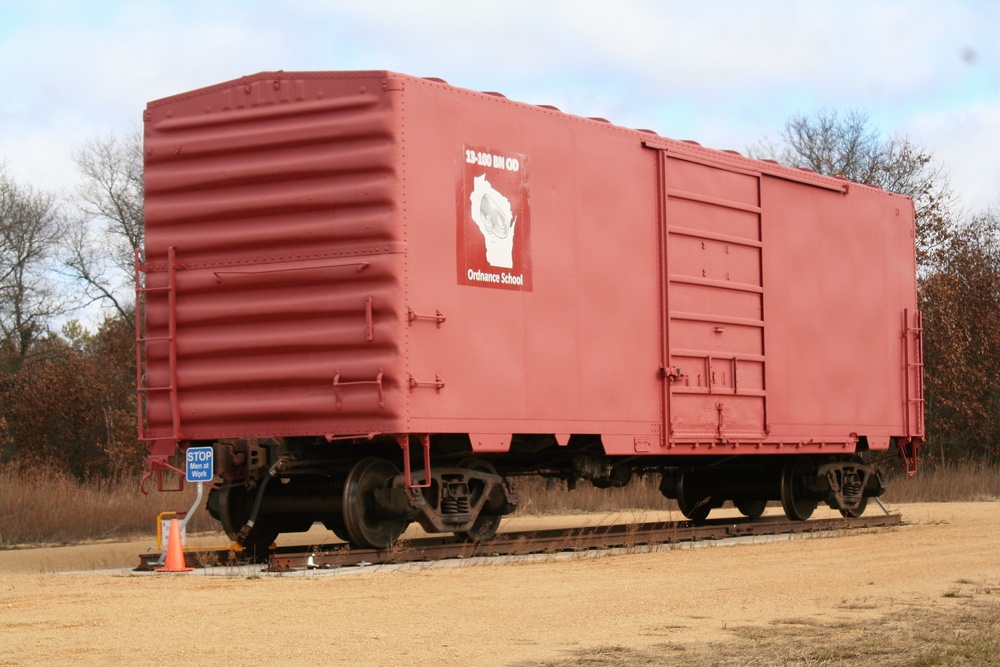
[396, 434, 432, 489]
[139, 455, 185, 495]
[898, 437, 919, 477]
[365, 296, 374, 342]
[661, 366, 684, 381]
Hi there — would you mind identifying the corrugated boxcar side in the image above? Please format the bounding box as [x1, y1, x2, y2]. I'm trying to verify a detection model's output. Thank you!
[142, 72, 409, 443]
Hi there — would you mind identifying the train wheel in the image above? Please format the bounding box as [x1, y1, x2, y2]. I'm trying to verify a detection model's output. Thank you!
[342, 457, 409, 549]
[216, 485, 280, 556]
[781, 458, 819, 521]
[676, 473, 712, 524]
[454, 458, 503, 542]
[839, 495, 868, 518]
[735, 499, 767, 520]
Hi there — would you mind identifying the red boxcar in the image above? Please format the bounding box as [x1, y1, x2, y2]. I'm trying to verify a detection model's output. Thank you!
[139, 71, 923, 550]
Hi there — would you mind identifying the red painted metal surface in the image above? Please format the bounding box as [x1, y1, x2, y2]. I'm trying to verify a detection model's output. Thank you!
[141, 71, 922, 461]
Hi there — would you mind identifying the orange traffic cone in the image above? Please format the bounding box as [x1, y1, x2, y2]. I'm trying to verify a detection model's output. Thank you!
[155, 518, 194, 572]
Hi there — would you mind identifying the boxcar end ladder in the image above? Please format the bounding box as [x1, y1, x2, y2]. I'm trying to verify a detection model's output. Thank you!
[900, 308, 924, 476]
[135, 246, 183, 493]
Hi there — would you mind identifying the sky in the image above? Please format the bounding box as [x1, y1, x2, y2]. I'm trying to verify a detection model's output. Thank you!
[2, 0, 999, 214]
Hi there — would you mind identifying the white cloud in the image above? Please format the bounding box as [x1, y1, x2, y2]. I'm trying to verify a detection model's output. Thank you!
[1, 0, 997, 211]
[906, 103, 1000, 214]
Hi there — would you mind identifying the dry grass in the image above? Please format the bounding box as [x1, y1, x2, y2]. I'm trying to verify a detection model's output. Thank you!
[882, 463, 1000, 503]
[1, 460, 997, 549]
[513, 462, 1000, 516]
[520, 583, 1000, 666]
[513, 475, 669, 515]
[0, 463, 215, 548]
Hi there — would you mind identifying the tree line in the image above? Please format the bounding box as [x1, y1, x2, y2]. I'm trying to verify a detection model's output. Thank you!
[1, 113, 998, 481]
[1, 131, 142, 478]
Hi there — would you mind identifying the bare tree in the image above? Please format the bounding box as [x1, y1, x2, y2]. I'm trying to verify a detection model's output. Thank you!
[0, 165, 66, 362]
[65, 128, 144, 324]
[749, 109, 954, 268]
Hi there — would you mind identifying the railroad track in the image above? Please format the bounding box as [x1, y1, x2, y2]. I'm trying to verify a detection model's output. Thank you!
[136, 512, 902, 572]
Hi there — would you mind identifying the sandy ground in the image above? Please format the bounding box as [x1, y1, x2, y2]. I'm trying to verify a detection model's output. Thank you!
[0, 502, 998, 665]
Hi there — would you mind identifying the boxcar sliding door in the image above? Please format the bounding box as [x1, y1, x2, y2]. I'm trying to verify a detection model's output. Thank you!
[653, 148, 768, 446]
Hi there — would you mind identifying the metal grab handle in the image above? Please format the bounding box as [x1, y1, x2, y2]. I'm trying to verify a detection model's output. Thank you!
[408, 374, 445, 392]
[407, 307, 447, 327]
[214, 262, 369, 283]
[333, 369, 384, 409]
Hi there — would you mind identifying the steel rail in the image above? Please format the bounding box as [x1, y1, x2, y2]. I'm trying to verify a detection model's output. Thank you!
[135, 513, 901, 572]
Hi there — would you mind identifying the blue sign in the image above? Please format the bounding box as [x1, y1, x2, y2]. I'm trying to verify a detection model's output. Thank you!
[185, 446, 214, 483]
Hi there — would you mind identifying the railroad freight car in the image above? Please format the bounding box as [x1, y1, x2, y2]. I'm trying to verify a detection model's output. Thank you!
[138, 71, 924, 551]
